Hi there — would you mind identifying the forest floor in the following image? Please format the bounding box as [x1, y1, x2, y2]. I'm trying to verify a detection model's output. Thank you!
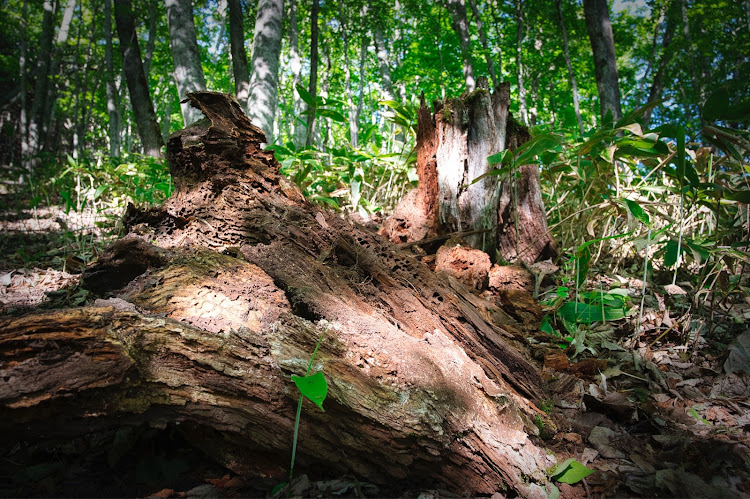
[2, 193, 750, 498]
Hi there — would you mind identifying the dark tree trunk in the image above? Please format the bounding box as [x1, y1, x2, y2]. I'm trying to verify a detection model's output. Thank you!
[1, 92, 556, 498]
[114, 0, 164, 158]
[583, 0, 623, 122]
[228, 0, 250, 109]
[380, 81, 557, 263]
[447, 0, 476, 92]
[104, 0, 122, 157]
[305, 0, 319, 147]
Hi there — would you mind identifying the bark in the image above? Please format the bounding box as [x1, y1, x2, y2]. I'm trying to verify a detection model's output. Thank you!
[583, 0, 622, 122]
[339, 4, 358, 148]
[142, 0, 158, 77]
[1, 92, 556, 497]
[166, 0, 207, 126]
[227, 0, 250, 109]
[305, 0, 319, 147]
[447, 0, 476, 92]
[246, 0, 284, 141]
[515, 0, 528, 125]
[114, 0, 164, 158]
[373, 25, 396, 103]
[642, 3, 677, 128]
[27, 0, 56, 155]
[18, 0, 29, 166]
[467, 0, 498, 88]
[354, 33, 367, 146]
[381, 83, 557, 263]
[105, 0, 122, 157]
[555, 0, 584, 135]
[288, 0, 306, 149]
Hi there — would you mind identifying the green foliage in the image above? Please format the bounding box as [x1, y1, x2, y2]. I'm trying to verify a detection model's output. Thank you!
[549, 458, 595, 484]
[291, 371, 328, 412]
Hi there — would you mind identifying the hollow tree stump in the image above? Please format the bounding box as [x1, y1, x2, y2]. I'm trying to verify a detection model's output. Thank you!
[381, 79, 558, 263]
[1, 92, 557, 497]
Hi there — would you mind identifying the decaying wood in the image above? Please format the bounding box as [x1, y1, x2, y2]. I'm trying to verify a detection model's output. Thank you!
[381, 79, 558, 263]
[1, 92, 557, 496]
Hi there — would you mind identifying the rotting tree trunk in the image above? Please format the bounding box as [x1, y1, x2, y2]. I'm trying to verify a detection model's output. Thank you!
[380, 80, 557, 263]
[1, 92, 556, 498]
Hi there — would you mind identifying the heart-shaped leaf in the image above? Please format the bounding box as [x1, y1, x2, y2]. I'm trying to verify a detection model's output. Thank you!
[292, 371, 328, 411]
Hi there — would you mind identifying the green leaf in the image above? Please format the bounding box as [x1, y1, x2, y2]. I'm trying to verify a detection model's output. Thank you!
[317, 108, 347, 123]
[574, 245, 591, 289]
[725, 189, 750, 204]
[550, 458, 595, 484]
[540, 315, 554, 335]
[296, 84, 316, 109]
[664, 239, 679, 268]
[291, 371, 327, 411]
[515, 133, 563, 166]
[623, 199, 650, 225]
[558, 301, 625, 324]
[488, 150, 513, 166]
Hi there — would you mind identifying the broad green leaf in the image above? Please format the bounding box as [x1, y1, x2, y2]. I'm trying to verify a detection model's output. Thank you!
[515, 133, 563, 166]
[317, 108, 347, 123]
[550, 458, 595, 484]
[540, 315, 554, 335]
[664, 239, 680, 268]
[574, 245, 591, 289]
[559, 301, 626, 324]
[488, 150, 513, 166]
[291, 371, 328, 411]
[624, 198, 650, 225]
[724, 189, 750, 204]
[296, 84, 316, 109]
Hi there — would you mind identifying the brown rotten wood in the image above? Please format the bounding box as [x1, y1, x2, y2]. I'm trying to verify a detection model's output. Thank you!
[1, 92, 557, 496]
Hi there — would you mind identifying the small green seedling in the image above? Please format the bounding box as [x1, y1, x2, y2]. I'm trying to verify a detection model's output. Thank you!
[549, 458, 594, 484]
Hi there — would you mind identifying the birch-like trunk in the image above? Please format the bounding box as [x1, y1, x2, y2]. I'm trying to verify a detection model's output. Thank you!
[305, 0, 319, 147]
[104, 0, 122, 157]
[166, 0, 207, 126]
[28, 0, 56, 155]
[247, 0, 284, 141]
[373, 25, 396, 103]
[515, 0, 528, 125]
[467, 0, 498, 87]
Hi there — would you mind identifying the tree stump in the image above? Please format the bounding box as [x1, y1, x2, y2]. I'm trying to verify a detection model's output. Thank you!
[1, 92, 557, 497]
[381, 79, 558, 263]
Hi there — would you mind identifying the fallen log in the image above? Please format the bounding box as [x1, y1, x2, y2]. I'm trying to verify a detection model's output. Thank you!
[1, 92, 557, 496]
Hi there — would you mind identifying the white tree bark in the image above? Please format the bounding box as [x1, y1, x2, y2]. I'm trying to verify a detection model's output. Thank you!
[247, 0, 285, 141]
[166, 0, 207, 126]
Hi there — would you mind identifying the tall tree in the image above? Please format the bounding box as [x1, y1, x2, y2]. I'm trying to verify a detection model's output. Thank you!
[373, 24, 396, 103]
[104, 0, 122, 157]
[555, 0, 584, 135]
[287, 0, 306, 148]
[448, 0, 476, 92]
[247, 0, 285, 140]
[114, 0, 163, 158]
[642, 3, 677, 128]
[27, 0, 56, 155]
[227, 0, 250, 109]
[583, 0, 622, 122]
[165, 0, 207, 126]
[515, 0, 528, 125]
[305, 0, 319, 147]
[467, 0, 498, 87]
[142, 0, 158, 77]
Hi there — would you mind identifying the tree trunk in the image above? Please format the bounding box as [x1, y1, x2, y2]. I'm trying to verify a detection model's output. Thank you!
[166, 0, 207, 127]
[339, 4, 358, 148]
[642, 3, 676, 128]
[467, 0, 498, 88]
[447, 0, 476, 92]
[27, 0, 56, 155]
[373, 25, 396, 103]
[228, 0, 250, 109]
[114, 0, 164, 158]
[246, 0, 284, 140]
[381, 82, 557, 263]
[142, 0, 158, 77]
[583, 0, 622, 122]
[288, 0, 306, 149]
[104, 0, 122, 157]
[305, 0, 319, 147]
[1, 92, 556, 497]
[515, 0, 528, 125]
[555, 0, 584, 135]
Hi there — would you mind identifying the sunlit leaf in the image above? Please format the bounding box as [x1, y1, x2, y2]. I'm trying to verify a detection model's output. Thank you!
[550, 458, 595, 484]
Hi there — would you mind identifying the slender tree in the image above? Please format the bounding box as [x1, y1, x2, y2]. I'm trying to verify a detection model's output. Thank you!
[104, 0, 122, 157]
[373, 24, 396, 103]
[28, 0, 56, 155]
[555, 0, 584, 135]
[227, 0, 250, 109]
[515, 0, 528, 125]
[165, 0, 207, 126]
[643, 3, 677, 127]
[448, 0, 476, 92]
[247, 0, 285, 140]
[142, 0, 158, 77]
[467, 0, 498, 87]
[114, 0, 164, 158]
[305, 0, 319, 147]
[583, 0, 622, 122]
